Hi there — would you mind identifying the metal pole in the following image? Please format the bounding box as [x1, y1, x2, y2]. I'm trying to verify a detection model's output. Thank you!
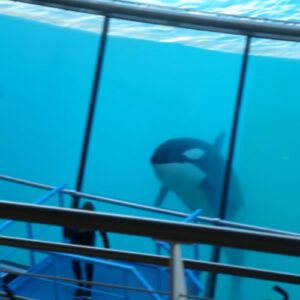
[208, 35, 252, 298]
[3, 201, 300, 257]
[2, 174, 300, 238]
[2, 236, 300, 285]
[170, 243, 187, 300]
[27, 222, 36, 266]
[0, 267, 170, 297]
[53, 256, 60, 300]
[219, 36, 252, 224]
[73, 16, 110, 208]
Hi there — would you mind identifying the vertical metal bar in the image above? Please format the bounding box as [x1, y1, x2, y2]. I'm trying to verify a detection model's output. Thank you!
[156, 242, 164, 296]
[193, 243, 201, 280]
[53, 256, 60, 300]
[170, 243, 187, 300]
[73, 16, 111, 208]
[35, 184, 67, 205]
[58, 192, 64, 208]
[208, 36, 252, 298]
[219, 34, 252, 219]
[193, 214, 200, 262]
[156, 243, 161, 255]
[27, 223, 35, 266]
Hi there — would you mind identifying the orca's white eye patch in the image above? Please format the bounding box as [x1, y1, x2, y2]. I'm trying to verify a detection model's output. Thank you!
[183, 148, 205, 160]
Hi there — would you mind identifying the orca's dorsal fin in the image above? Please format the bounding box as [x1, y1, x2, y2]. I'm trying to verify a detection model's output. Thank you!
[213, 132, 226, 152]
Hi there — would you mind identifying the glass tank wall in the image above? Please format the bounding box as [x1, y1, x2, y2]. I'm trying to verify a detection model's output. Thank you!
[216, 39, 300, 300]
[1, 4, 300, 299]
[0, 11, 103, 267]
[83, 18, 244, 254]
[0, 13, 103, 198]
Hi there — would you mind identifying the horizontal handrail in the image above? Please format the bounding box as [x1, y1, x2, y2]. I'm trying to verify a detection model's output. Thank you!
[1, 236, 300, 285]
[3, 265, 211, 299]
[1, 174, 300, 238]
[2, 201, 300, 257]
[1, 267, 169, 297]
[53, 251, 147, 271]
[10, 0, 300, 42]
[0, 267, 213, 300]
[0, 174, 192, 218]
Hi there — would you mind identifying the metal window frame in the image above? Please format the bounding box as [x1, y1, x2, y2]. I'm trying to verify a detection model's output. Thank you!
[8, 0, 300, 42]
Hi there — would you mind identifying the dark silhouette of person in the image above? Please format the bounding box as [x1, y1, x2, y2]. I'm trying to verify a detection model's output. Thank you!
[64, 201, 110, 299]
[273, 285, 289, 300]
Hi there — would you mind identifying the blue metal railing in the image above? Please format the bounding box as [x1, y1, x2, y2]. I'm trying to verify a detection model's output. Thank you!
[9, 256, 126, 299]
[0, 184, 66, 266]
[8, 251, 163, 300]
[0, 185, 165, 299]
[0, 184, 66, 232]
[51, 252, 162, 300]
[0, 184, 205, 298]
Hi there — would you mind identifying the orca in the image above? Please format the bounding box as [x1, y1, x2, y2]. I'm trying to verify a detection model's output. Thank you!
[151, 133, 243, 217]
[151, 133, 244, 297]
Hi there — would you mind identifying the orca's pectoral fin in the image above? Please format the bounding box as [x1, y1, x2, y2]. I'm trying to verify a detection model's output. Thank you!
[154, 185, 169, 207]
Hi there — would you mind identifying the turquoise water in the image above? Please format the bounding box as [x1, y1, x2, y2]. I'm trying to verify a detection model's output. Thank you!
[1, 2, 300, 299]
